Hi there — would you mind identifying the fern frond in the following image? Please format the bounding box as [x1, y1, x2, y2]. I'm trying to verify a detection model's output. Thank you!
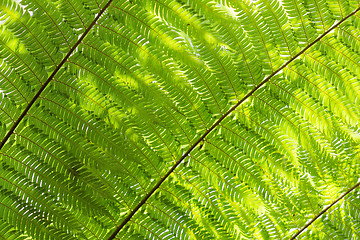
[1, 0, 360, 239]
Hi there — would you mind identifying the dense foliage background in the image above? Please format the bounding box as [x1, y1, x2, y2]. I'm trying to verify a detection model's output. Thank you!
[0, 0, 360, 239]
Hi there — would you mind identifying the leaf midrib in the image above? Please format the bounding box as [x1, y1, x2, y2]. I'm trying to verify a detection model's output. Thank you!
[0, 0, 114, 149]
[106, 6, 360, 240]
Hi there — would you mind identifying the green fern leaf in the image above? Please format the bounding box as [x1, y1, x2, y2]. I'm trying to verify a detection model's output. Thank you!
[1, 0, 360, 239]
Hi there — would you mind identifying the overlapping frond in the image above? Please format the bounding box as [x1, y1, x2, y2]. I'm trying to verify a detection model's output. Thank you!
[0, 0, 360, 239]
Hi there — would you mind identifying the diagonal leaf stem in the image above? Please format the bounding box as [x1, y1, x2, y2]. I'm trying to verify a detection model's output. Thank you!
[106, 6, 360, 240]
[0, 0, 114, 150]
[290, 181, 360, 239]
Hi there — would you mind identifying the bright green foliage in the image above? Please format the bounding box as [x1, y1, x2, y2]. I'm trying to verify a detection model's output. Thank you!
[0, 0, 360, 239]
